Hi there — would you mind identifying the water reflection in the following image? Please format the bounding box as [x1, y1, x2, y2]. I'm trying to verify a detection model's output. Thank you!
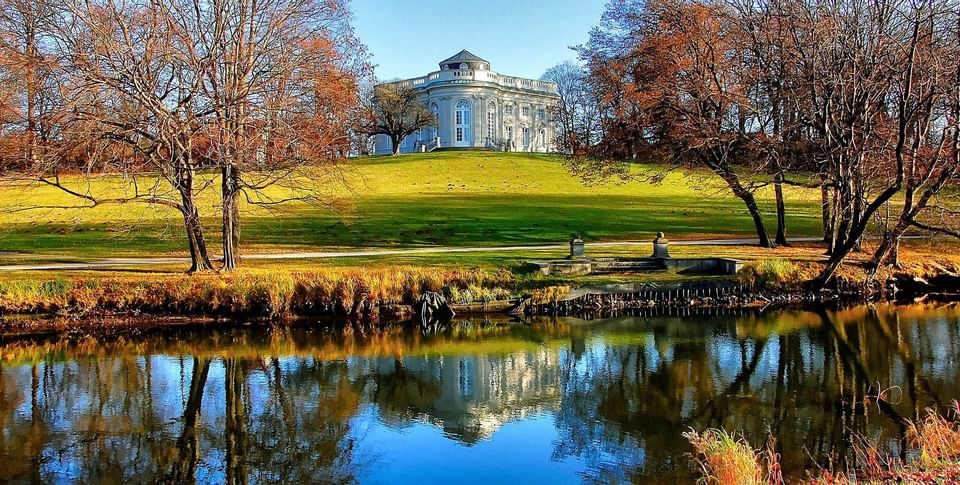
[0, 304, 957, 483]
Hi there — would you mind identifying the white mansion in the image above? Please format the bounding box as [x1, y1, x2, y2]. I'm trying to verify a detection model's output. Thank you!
[373, 50, 560, 155]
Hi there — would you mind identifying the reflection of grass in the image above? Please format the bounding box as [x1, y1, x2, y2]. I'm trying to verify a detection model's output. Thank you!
[0, 152, 824, 259]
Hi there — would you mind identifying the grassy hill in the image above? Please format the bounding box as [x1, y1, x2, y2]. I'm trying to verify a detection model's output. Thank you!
[0, 152, 823, 261]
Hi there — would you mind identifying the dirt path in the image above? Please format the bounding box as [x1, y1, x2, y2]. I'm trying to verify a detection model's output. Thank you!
[0, 237, 831, 272]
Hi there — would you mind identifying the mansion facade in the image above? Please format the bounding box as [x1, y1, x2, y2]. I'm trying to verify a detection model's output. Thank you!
[373, 50, 559, 155]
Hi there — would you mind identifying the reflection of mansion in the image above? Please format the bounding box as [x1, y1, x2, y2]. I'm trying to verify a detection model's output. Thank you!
[374, 349, 563, 443]
[373, 50, 560, 155]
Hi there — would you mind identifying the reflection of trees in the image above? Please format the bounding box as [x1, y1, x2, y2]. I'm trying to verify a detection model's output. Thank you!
[0, 353, 364, 483]
[167, 357, 210, 483]
[0, 307, 957, 482]
[549, 308, 960, 481]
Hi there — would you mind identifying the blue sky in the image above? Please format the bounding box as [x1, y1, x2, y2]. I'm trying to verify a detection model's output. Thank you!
[351, 0, 606, 81]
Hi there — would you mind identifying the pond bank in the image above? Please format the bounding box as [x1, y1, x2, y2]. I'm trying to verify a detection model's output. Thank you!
[3, 256, 960, 334]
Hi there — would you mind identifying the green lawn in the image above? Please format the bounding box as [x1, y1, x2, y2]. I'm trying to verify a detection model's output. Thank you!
[0, 152, 824, 261]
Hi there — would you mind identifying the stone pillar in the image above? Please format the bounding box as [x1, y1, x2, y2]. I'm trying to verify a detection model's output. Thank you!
[651, 232, 670, 259]
[473, 94, 483, 148]
[569, 234, 585, 259]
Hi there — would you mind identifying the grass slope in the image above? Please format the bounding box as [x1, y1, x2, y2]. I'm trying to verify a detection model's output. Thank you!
[0, 152, 823, 260]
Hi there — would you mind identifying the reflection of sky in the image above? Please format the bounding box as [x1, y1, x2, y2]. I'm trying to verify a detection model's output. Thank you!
[352, 404, 626, 485]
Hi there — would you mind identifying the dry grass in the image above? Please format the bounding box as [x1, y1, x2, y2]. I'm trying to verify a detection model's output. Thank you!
[530, 285, 571, 304]
[683, 428, 782, 485]
[687, 401, 960, 485]
[908, 401, 960, 471]
[0, 266, 517, 318]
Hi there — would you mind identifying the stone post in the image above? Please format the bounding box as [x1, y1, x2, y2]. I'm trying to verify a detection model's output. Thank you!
[651, 232, 670, 259]
[569, 233, 585, 259]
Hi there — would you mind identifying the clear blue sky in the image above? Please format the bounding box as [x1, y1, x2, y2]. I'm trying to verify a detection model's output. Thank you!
[351, 0, 606, 81]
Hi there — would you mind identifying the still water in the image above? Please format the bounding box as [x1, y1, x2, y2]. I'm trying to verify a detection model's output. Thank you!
[0, 304, 958, 484]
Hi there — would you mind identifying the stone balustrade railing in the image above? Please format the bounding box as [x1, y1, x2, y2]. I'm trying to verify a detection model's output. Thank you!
[383, 70, 557, 95]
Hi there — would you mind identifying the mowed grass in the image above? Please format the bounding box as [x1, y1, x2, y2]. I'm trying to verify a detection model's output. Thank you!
[0, 152, 824, 261]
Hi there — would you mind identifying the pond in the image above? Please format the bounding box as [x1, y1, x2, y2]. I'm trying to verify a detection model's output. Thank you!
[0, 304, 958, 483]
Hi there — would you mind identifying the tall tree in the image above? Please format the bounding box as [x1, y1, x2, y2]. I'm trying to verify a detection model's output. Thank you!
[190, 0, 367, 270]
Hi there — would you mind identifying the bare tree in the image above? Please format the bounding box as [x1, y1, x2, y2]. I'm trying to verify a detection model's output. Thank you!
[363, 82, 436, 156]
[189, 0, 367, 270]
[541, 61, 601, 154]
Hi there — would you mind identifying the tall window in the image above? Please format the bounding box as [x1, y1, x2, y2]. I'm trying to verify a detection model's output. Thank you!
[486, 102, 496, 142]
[427, 103, 438, 142]
[455, 100, 471, 144]
[538, 108, 545, 121]
[506, 126, 513, 150]
[522, 127, 530, 149]
[522, 105, 530, 117]
[505, 104, 513, 115]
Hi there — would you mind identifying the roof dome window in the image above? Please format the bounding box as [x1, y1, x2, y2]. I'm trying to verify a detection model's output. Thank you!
[439, 50, 490, 71]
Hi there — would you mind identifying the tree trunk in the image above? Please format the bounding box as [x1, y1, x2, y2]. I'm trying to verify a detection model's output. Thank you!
[177, 167, 214, 273]
[391, 134, 402, 156]
[869, 220, 909, 277]
[774, 172, 788, 246]
[221, 165, 240, 271]
[716, 168, 774, 248]
[821, 182, 832, 243]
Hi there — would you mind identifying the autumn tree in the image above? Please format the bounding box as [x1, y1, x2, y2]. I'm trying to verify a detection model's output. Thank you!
[1, 0, 368, 273]
[364, 82, 436, 156]
[580, 0, 776, 247]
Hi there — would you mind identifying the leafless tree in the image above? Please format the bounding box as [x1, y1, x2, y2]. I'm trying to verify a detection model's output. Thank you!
[363, 82, 436, 156]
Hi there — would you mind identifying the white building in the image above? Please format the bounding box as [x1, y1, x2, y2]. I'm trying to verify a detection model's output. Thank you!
[373, 50, 559, 155]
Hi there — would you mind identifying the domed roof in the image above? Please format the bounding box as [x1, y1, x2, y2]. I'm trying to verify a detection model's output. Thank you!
[439, 50, 489, 70]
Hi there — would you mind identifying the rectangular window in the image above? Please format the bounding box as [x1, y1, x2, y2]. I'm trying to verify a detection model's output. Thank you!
[505, 105, 513, 115]
[456, 111, 463, 125]
[456, 127, 463, 142]
[487, 112, 495, 141]
[538, 108, 545, 121]
[522, 127, 530, 148]
[522, 106, 530, 117]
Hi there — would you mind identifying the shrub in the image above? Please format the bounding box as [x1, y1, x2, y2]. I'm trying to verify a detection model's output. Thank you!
[739, 259, 800, 290]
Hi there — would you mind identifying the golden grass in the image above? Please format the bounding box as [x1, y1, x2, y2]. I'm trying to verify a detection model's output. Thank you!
[684, 428, 778, 485]
[0, 266, 517, 318]
[908, 401, 960, 471]
[687, 402, 960, 484]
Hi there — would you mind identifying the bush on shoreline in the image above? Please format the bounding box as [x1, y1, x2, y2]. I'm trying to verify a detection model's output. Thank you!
[0, 267, 517, 318]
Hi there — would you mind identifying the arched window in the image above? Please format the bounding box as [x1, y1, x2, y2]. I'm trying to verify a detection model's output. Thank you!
[455, 100, 471, 146]
[426, 103, 438, 142]
[486, 102, 497, 143]
[459, 63, 468, 70]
